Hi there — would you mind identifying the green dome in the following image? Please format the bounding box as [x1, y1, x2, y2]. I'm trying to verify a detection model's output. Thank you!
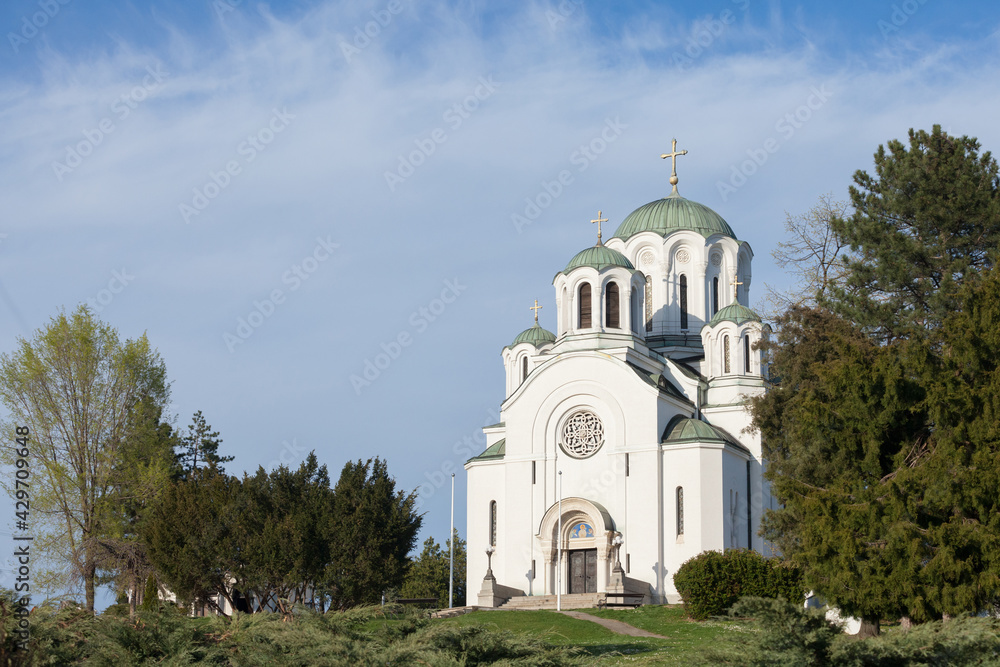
[612, 193, 736, 241]
[507, 323, 556, 348]
[562, 244, 635, 273]
[662, 417, 747, 452]
[706, 302, 762, 328]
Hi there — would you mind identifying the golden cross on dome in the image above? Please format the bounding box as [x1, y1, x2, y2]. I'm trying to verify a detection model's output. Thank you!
[731, 274, 744, 301]
[591, 210, 608, 245]
[660, 139, 688, 195]
[529, 299, 543, 323]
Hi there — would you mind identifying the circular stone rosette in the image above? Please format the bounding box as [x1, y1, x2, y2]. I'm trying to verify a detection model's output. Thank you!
[560, 411, 605, 458]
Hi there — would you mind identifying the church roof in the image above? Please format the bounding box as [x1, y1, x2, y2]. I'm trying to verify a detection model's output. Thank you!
[561, 244, 635, 274]
[706, 302, 762, 328]
[611, 193, 736, 241]
[468, 438, 505, 463]
[661, 416, 749, 454]
[506, 323, 556, 349]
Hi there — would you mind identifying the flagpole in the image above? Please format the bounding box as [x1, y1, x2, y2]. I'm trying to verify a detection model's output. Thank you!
[449, 473, 455, 608]
[557, 469, 563, 612]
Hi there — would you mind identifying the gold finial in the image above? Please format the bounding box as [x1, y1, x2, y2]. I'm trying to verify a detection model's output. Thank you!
[660, 138, 688, 196]
[591, 210, 608, 245]
[529, 299, 543, 323]
[731, 274, 744, 302]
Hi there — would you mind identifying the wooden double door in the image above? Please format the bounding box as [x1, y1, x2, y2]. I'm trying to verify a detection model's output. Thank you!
[568, 549, 598, 593]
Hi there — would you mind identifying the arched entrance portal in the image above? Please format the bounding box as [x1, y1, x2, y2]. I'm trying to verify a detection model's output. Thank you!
[536, 497, 617, 595]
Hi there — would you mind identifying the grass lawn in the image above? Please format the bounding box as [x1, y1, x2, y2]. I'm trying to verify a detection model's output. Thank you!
[437, 606, 742, 665]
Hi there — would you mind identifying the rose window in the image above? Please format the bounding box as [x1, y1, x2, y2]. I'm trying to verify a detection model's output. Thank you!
[561, 411, 605, 458]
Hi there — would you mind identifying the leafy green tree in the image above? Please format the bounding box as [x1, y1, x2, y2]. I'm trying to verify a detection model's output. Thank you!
[401, 531, 467, 607]
[827, 125, 1000, 343]
[174, 410, 232, 480]
[326, 458, 421, 609]
[0, 306, 169, 612]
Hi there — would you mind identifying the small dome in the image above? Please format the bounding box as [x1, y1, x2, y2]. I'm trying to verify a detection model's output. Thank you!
[706, 302, 762, 328]
[562, 245, 635, 273]
[612, 193, 736, 241]
[662, 417, 747, 452]
[507, 323, 556, 349]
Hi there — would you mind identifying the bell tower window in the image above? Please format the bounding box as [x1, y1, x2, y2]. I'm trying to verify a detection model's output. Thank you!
[712, 277, 719, 315]
[724, 335, 731, 374]
[578, 283, 592, 328]
[644, 275, 652, 332]
[521, 356, 528, 382]
[680, 274, 688, 330]
[605, 282, 620, 328]
[744, 334, 751, 373]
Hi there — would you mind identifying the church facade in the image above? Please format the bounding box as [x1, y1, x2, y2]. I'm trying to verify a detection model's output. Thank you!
[465, 148, 775, 605]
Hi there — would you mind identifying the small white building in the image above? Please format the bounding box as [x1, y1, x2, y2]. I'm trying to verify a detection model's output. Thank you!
[465, 155, 774, 605]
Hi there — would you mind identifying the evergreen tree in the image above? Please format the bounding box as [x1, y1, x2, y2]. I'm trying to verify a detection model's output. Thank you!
[754, 127, 1000, 634]
[174, 410, 232, 479]
[401, 530, 467, 607]
[325, 458, 421, 609]
[827, 125, 1000, 343]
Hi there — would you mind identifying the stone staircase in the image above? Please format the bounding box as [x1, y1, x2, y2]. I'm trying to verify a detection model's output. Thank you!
[497, 593, 603, 610]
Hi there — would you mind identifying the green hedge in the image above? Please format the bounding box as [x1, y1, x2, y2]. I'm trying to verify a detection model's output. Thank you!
[673, 549, 804, 620]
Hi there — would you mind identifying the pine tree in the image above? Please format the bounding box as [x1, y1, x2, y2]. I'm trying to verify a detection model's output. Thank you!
[174, 410, 233, 479]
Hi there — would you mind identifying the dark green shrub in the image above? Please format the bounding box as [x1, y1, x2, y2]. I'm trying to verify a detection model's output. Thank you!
[673, 549, 804, 620]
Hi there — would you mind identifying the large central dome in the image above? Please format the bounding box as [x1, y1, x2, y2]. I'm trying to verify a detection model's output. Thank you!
[611, 193, 736, 241]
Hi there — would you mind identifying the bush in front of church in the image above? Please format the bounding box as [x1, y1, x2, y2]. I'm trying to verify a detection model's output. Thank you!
[673, 549, 804, 620]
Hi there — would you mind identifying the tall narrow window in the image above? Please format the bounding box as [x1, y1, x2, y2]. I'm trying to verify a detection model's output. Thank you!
[625, 453, 630, 477]
[679, 274, 688, 330]
[676, 487, 684, 536]
[712, 277, 719, 315]
[532, 461, 536, 484]
[744, 335, 751, 373]
[521, 356, 528, 382]
[489, 500, 497, 547]
[644, 275, 653, 332]
[724, 335, 731, 374]
[630, 289, 639, 333]
[578, 283, 592, 328]
[605, 282, 620, 328]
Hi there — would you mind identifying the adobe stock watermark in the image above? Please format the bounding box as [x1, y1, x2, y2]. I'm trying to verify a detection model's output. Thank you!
[545, 0, 582, 30]
[339, 0, 405, 63]
[52, 65, 169, 182]
[511, 116, 628, 233]
[7, 0, 72, 54]
[85, 268, 133, 314]
[672, 6, 741, 71]
[878, 0, 931, 39]
[715, 83, 832, 202]
[384, 75, 500, 192]
[350, 278, 467, 395]
[265, 438, 308, 470]
[179, 107, 295, 224]
[223, 235, 339, 352]
[413, 407, 501, 512]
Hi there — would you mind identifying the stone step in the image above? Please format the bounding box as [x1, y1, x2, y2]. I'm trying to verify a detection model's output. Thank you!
[430, 605, 479, 619]
[498, 593, 603, 610]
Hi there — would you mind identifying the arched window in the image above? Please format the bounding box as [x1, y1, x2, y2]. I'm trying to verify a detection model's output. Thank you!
[630, 288, 639, 334]
[676, 487, 684, 536]
[680, 274, 688, 330]
[489, 500, 497, 546]
[578, 283, 592, 328]
[712, 277, 719, 315]
[605, 282, 620, 328]
[521, 356, 528, 382]
[744, 334, 751, 373]
[724, 335, 731, 374]
[644, 275, 653, 332]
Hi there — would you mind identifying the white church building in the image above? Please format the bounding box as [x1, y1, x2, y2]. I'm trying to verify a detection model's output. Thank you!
[465, 145, 774, 606]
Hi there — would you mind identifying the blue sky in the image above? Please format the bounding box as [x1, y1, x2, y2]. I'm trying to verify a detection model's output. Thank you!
[1, 0, 999, 601]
